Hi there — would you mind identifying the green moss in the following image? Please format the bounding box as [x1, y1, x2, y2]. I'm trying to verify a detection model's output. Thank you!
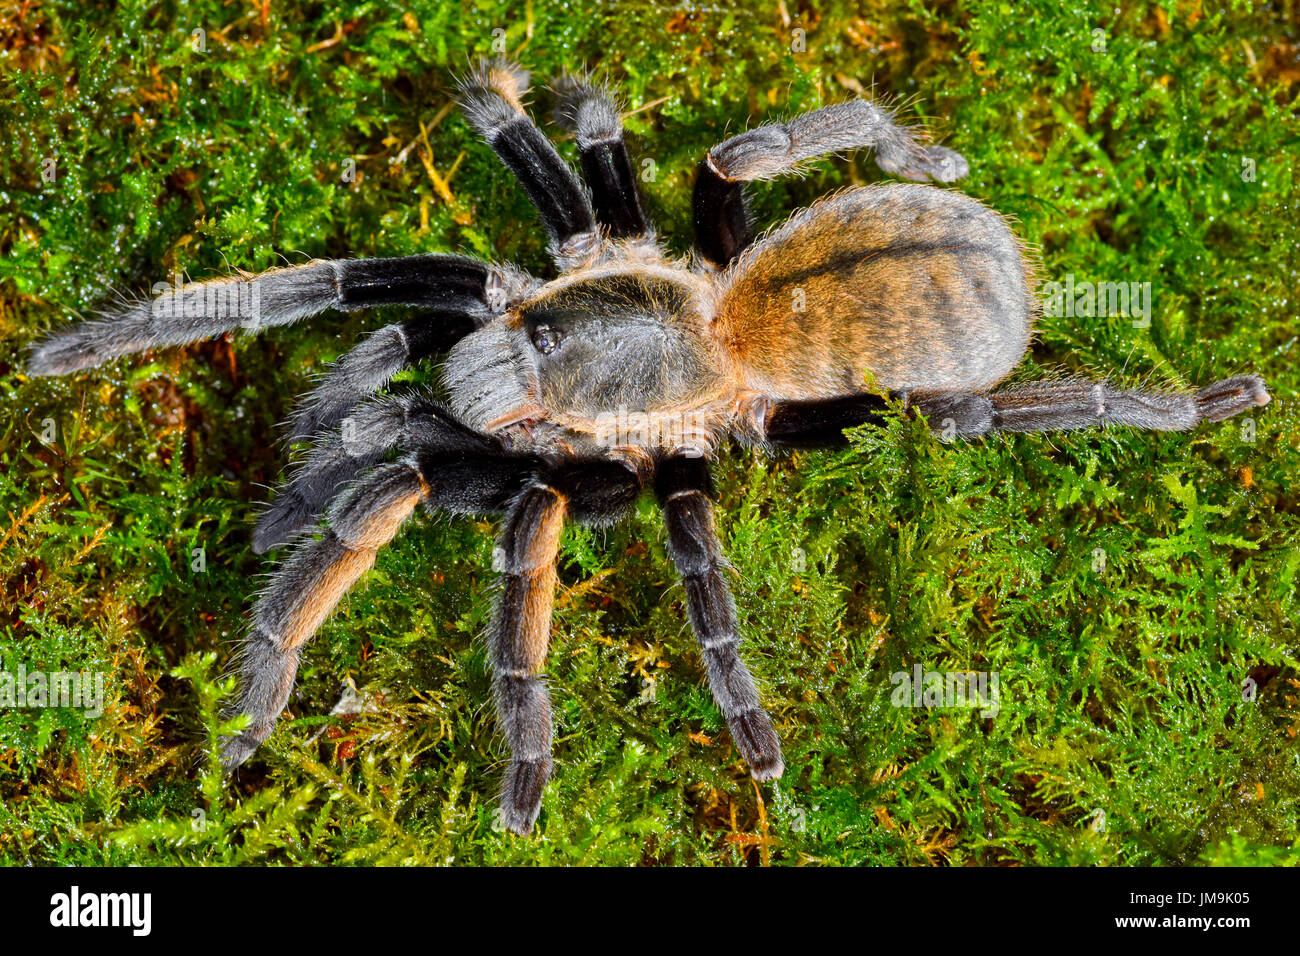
[1, 0, 1297, 865]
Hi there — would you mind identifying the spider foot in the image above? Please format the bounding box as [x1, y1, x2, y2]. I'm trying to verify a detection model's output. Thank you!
[730, 709, 785, 781]
[218, 726, 268, 771]
[500, 756, 552, 835]
[1195, 375, 1270, 423]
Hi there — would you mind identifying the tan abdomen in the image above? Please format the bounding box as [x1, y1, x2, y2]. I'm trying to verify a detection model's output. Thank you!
[714, 184, 1036, 399]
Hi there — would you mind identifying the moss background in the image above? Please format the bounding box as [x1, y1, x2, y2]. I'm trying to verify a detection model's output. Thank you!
[1, 0, 1298, 865]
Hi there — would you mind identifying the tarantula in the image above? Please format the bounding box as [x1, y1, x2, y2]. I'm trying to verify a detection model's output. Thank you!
[29, 61, 1269, 834]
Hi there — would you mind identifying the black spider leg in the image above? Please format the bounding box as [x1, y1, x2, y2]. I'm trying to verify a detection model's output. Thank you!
[551, 75, 650, 239]
[283, 315, 474, 445]
[255, 392, 479, 553]
[457, 61, 598, 265]
[692, 160, 751, 272]
[282, 258, 526, 443]
[27, 253, 495, 377]
[490, 482, 563, 836]
[224, 417, 643, 836]
[692, 100, 970, 269]
[655, 454, 784, 781]
[221, 433, 533, 773]
[761, 376, 1270, 447]
[765, 394, 894, 448]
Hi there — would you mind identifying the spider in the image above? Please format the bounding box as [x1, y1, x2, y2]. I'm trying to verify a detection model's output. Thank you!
[29, 60, 1269, 835]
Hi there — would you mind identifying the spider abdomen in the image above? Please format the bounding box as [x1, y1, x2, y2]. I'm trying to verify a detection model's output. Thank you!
[714, 184, 1036, 400]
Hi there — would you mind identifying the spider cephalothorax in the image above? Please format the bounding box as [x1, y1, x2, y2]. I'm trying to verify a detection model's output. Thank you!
[444, 263, 728, 456]
[29, 59, 1269, 834]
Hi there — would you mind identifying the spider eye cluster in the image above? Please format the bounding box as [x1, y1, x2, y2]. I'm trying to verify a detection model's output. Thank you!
[532, 325, 562, 354]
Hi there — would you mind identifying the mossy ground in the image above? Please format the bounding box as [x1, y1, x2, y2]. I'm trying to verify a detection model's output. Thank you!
[1, 0, 1298, 865]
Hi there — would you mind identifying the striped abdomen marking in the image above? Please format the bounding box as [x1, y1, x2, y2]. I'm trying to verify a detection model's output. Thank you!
[715, 183, 1036, 400]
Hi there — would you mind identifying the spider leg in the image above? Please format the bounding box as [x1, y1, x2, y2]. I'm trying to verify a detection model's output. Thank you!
[765, 393, 894, 448]
[916, 375, 1271, 437]
[493, 458, 643, 834]
[491, 482, 565, 834]
[758, 376, 1270, 447]
[654, 454, 784, 781]
[223, 439, 543, 770]
[283, 313, 474, 443]
[693, 99, 968, 268]
[222, 459, 433, 769]
[551, 74, 651, 239]
[254, 392, 489, 553]
[457, 60, 598, 267]
[228, 415, 644, 836]
[28, 254, 496, 376]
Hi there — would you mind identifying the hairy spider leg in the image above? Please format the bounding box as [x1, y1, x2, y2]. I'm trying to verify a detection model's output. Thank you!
[916, 376, 1272, 437]
[655, 454, 784, 780]
[693, 100, 970, 268]
[223, 436, 546, 766]
[457, 61, 598, 266]
[27, 254, 495, 377]
[493, 458, 643, 833]
[551, 75, 651, 239]
[491, 483, 565, 835]
[283, 258, 517, 443]
[759, 376, 1270, 446]
[222, 460, 434, 770]
[255, 393, 490, 553]
[228, 416, 644, 835]
[282, 312, 475, 444]
[765, 393, 894, 448]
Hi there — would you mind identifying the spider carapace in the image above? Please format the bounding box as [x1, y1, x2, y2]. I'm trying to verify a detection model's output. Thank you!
[29, 60, 1269, 834]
